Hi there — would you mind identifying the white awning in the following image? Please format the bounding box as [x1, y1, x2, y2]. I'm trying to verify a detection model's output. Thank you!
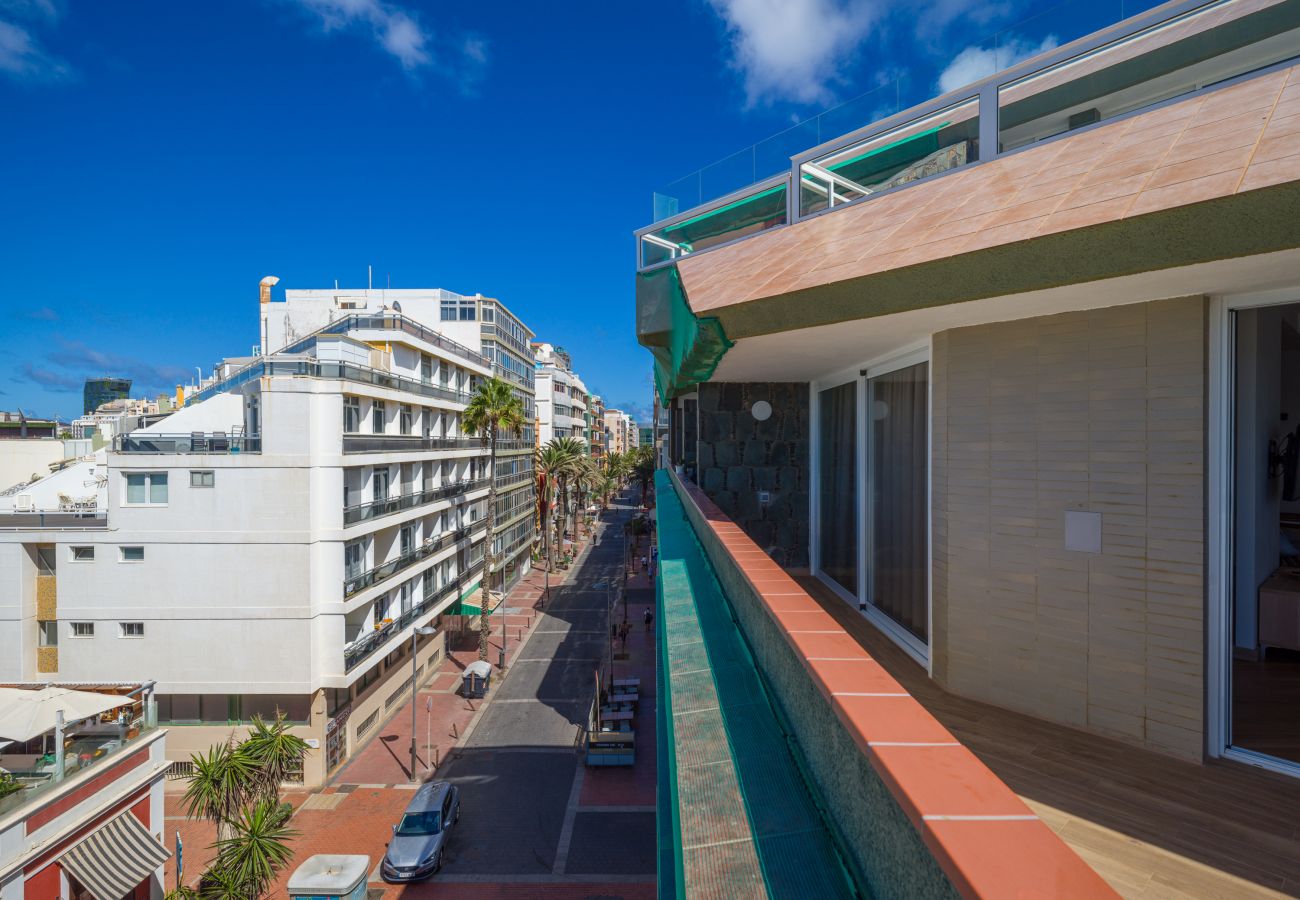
[59, 810, 169, 900]
[0, 687, 132, 742]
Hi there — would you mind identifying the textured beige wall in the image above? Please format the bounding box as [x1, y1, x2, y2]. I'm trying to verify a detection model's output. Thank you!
[931, 297, 1206, 761]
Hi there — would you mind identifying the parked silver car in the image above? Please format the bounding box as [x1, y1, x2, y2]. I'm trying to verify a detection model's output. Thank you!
[380, 781, 461, 883]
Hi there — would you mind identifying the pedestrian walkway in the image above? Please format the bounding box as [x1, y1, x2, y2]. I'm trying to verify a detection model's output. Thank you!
[163, 489, 658, 898]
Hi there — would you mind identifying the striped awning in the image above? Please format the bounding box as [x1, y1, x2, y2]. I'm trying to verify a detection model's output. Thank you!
[59, 810, 170, 900]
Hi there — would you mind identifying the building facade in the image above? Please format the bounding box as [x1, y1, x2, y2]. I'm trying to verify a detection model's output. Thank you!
[0, 284, 539, 785]
[82, 379, 131, 417]
[533, 343, 589, 447]
[639, 0, 1300, 784]
[603, 409, 635, 455]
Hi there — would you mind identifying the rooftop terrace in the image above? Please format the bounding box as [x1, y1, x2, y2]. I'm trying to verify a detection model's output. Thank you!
[636, 0, 1300, 272]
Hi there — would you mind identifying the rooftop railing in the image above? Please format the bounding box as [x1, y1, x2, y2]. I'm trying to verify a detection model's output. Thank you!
[114, 432, 261, 454]
[637, 0, 1300, 270]
[342, 434, 485, 454]
[0, 723, 158, 818]
[0, 510, 107, 529]
[191, 358, 474, 408]
[344, 477, 491, 526]
[343, 564, 484, 673]
[281, 313, 490, 369]
[344, 521, 487, 597]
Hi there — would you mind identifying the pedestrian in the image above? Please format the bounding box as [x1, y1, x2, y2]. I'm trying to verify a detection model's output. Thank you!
[644, 607, 653, 631]
[641, 555, 648, 572]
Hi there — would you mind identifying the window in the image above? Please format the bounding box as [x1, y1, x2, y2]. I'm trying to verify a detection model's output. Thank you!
[70, 546, 94, 561]
[345, 540, 365, 580]
[70, 622, 94, 637]
[400, 525, 414, 558]
[440, 299, 457, 321]
[372, 467, 390, 502]
[36, 548, 56, 574]
[120, 546, 144, 562]
[420, 354, 433, 383]
[120, 622, 144, 638]
[125, 472, 168, 505]
[400, 404, 413, 436]
[372, 400, 386, 434]
[481, 306, 494, 323]
[39, 621, 58, 647]
[344, 396, 361, 433]
[190, 470, 215, 488]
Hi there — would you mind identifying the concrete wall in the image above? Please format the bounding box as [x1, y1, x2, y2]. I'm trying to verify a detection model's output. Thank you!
[0, 441, 63, 494]
[931, 297, 1206, 761]
[696, 383, 809, 568]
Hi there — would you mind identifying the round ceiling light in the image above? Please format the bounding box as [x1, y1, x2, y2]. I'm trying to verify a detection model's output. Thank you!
[751, 400, 772, 421]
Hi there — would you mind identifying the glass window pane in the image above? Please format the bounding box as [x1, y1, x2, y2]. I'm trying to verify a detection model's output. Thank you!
[869, 362, 929, 641]
[149, 473, 168, 503]
[126, 473, 146, 504]
[818, 382, 857, 595]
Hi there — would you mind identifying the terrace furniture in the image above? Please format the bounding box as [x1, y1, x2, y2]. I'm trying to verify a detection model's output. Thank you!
[190, 432, 207, 452]
[211, 431, 229, 452]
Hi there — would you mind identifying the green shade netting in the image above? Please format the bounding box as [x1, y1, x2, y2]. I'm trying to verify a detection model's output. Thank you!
[636, 264, 733, 404]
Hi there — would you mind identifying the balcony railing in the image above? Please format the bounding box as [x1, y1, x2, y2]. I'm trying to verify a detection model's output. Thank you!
[343, 434, 485, 454]
[114, 433, 261, 454]
[493, 364, 535, 390]
[282, 313, 490, 369]
[493, 470, 535, 490]
[495, 439, 533, 452]
[0, 510, 107, 529]
[190, 357, 475, 408]
[481, 323, 533, 360]
[343, 563, 484, 673]
[344, 521, 487, 597]
[344, 477, 491, 526]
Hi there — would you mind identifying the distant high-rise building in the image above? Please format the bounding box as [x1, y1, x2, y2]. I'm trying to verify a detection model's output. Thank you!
[83, 377, 131, 415]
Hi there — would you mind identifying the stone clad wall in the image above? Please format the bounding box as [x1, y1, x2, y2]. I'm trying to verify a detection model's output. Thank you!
[696, 382, 809, 568]
[931, 296, 1206, 761]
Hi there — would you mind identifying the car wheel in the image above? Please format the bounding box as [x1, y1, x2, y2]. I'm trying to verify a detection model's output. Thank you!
[434, 848, 444, 873]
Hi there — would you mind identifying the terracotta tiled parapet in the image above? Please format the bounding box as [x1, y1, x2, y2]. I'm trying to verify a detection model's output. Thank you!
[668, 470, 1117, 899]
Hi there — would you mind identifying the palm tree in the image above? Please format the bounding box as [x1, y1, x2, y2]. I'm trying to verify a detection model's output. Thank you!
[573, 457, 599, 537]
[547, 436, 586, 560]
[632, 445, 655, 505]
[535, 441, 570, 569]
[212, 798, 298, 899]
[240, 712, 309, 801]
[595, 475, 617, 510]
[182, 738, 258, 843]
[463, 376, 525, 662]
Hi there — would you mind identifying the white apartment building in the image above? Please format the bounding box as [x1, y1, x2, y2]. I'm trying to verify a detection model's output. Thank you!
[0, 284, 535, 786]
[603, 409, 636, 455]
[533, 343, 588, 447]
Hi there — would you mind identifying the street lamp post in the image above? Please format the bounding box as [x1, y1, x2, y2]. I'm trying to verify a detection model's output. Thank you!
[409, 624, 437, 783]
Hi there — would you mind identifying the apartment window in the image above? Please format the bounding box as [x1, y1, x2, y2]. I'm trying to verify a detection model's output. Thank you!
[70, 622, 94, 637]
[70, 546, 94, 561]
[190, 470, 215, 488]
[345, 540, 365, 580]
[372, 400, 386, 434]
[400, 404, 413, 436]
[38, 621, 58, 647]
[400, 580, 414, 614]
[372, 467, 390, 502]
[481, 306, 494, 323]
[125, 472, 168, 505]
[36, 547, 55, 575]
[120, 622, 144, 638]
[344, 396, 361, 433]
[420, 354, 433, 383]
[374, 593, 391, 623]
[400, 525, 414, 558]
[120, 546, 144, 562]
[440, 299, 458, 321]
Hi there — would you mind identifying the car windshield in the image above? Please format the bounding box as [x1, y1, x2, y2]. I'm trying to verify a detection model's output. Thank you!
[395, 810, 441, 836]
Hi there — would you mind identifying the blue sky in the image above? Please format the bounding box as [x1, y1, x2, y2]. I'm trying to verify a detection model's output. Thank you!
[0, 0, 1151, 423]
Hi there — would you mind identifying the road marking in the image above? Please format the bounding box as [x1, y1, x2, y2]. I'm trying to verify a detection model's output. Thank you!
[683, 835, 755, 851]
[552, 764, 586, 875]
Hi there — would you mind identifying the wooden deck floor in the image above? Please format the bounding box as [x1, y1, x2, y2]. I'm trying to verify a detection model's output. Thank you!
[798, 576, 1300, 899]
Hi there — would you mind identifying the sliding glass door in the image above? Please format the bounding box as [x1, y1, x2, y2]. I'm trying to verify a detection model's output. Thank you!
[867, 362, 929, 644]
[818, 382, 858, 595]
[815, 354, 930, 661]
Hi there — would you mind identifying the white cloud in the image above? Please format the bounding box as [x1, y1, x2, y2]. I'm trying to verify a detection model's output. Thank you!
[936, 33, 1056, 94]
[0, 0, 70, 82]
[0, 18, 69, 81]
[286, 0, 487, 85]
[706, 0, 882, 106]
